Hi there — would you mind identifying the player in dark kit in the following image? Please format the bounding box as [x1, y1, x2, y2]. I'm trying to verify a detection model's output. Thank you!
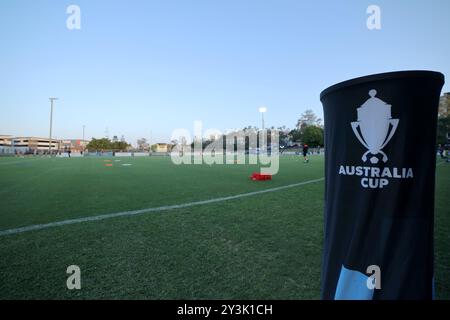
[302, 144, 309, 163]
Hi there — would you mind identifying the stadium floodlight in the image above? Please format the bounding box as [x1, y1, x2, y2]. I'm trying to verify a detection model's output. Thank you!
[48, 98, 58, 155]
[258, 106, 267, 130]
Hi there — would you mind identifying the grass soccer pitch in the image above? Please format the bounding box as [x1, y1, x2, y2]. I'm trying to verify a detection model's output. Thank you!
[0, 155, 448, 299]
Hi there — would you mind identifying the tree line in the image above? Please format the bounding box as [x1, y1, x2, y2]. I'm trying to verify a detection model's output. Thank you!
[86, 138, 130, 151]
[86, 109, 325, 152]
[87, 99, 448, 152]
[437, 93, 449, 146]
[130, 109, 325, 151]
[183, 109, 325, 150]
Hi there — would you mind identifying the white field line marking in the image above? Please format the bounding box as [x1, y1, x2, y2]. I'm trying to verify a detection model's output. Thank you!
[0, 177, 324, 237]
[436, 161, 446, 167]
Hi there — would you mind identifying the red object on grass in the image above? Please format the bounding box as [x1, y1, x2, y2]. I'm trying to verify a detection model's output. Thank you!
[250, 172, 272, 181]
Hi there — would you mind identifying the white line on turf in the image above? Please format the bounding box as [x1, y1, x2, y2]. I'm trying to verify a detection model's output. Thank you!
[0, 178, 324, 237]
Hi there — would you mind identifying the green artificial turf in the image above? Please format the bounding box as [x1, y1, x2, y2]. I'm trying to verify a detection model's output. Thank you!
[0, 155, 448, 299]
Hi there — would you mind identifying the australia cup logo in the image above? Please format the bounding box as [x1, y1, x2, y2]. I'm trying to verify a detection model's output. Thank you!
[351, 89, 399, 164]
[341, 90, 409, 189]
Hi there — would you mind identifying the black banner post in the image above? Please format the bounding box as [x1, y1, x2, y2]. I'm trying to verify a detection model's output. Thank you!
[320, 71, 445, 300]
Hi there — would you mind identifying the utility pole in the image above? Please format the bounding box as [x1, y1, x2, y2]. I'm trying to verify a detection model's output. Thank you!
[49, 98, 58, 155]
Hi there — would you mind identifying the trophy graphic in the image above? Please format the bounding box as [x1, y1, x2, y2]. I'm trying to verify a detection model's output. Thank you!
[351, 89, 399, 164]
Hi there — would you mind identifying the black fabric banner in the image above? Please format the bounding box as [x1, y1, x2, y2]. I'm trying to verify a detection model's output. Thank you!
[320, 71, 445, 300]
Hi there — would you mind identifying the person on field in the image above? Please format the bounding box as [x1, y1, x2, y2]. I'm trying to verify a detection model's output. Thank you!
[302, 144, 309, 163]
[438, 144, 444, 159]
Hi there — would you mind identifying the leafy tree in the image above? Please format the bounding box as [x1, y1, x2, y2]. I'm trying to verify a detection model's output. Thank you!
[111, 141, 129, 151]
[437, 116, 449, 145]
[296, 109, 322, 129]
[437, 94, 450, 145]
[302, 125, 324, 147]
[439, 93, 449, 118]
[87, 138, 110, 150]
[86, 138, 130, 151]
[289, 129, 302, 143]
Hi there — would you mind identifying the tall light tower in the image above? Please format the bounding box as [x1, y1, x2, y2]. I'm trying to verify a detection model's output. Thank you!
[258, 106, 267, 130]
[48, 98, 58, 155]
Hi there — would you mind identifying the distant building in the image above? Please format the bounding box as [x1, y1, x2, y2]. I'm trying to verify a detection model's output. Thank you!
[153, 143, 169, 153]
[0, 136, 90, 155]
[13, 137, 60, 153]
[439, 92, 450, 118]
[0, 135, 14, 154]
[0, 135, 12, 146]
[60, 139, 89, 153]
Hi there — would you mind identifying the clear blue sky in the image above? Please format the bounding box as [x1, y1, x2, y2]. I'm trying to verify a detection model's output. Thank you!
[1, 0, 449, 145]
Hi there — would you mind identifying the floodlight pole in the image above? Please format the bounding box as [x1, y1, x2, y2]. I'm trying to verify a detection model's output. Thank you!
[261, 112, 265, 130]
[49, 98, 58, 155]
[258, 107, 267, 130]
